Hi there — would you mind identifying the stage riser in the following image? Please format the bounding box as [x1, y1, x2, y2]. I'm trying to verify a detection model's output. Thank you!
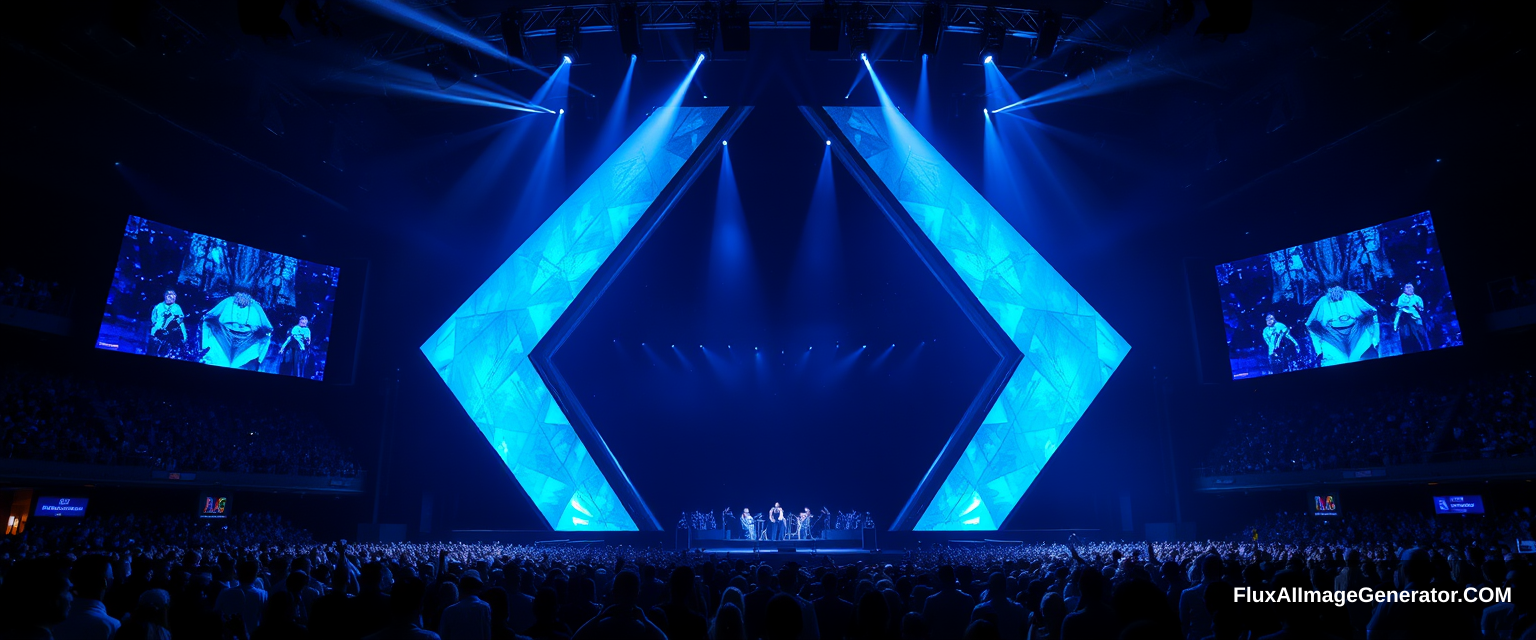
[690, 539, 863, 551]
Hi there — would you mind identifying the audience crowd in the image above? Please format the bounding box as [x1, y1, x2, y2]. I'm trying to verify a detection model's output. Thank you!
[0, 370, 359, 477]
[1205, 371, 1535, 475]
[2, 508, 1532, 640]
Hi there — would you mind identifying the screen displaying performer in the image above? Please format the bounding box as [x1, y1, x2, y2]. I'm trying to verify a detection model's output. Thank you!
[95, 216, 342, 380]
[1216, 211, 1462, 380]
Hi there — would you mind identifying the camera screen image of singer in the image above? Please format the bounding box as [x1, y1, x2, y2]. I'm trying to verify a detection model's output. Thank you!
[1215, 211, 1462, 380]
[95, 216, 342, 380]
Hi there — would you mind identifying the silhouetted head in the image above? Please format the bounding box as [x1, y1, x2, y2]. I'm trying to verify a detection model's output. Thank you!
[765, 594, 803, 640]
[612, 570, 640, 607]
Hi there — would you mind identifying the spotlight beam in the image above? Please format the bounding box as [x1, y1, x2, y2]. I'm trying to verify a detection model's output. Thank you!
[349, 0, 548, 77]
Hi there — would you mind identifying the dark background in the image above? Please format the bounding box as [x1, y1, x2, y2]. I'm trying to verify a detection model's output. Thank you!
[1, 0, 1531, 538]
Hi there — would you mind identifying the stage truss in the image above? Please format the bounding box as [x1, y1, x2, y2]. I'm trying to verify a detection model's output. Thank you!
[363, 1, 1133, 64]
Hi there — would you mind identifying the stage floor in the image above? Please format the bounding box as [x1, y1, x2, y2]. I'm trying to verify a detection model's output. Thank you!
[694, 547, 871, 555]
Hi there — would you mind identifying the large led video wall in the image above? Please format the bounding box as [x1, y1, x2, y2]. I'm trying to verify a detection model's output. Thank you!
[1217, 211, 1461, 380]
[96, 216, 341, 380]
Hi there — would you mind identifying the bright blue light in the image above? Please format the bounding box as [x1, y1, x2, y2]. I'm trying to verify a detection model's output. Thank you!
[421, 107, 729, 531]
[562, 55, 573, 65]
[822, 106, 1130, 531]
[722, 140, 728, 146]
[826, 140, 832, 146]
[558, 108, 565, 115]
[983, 55, 994, 64]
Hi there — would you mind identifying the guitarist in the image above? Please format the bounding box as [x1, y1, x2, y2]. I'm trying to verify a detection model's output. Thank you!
[279, 315, 313, 378]
[149, 289, 187, 358]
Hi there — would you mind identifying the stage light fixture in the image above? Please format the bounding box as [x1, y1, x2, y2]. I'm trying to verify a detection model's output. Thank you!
[426, 50, 460, 89]
[980, 8, 1006, 62]
[447, 43, 483, 75]
[555, 17, 580, 63]
[720, 1, 750, 51]
[1034, 9, 1061, 59]
[809, 0, 841, 51]
[617, 3, 643, 56]
[499, 10, 529, 64]
[692, 3, 718, 59]
[917, 2, 944, 57]
[846, 3, 871, 58]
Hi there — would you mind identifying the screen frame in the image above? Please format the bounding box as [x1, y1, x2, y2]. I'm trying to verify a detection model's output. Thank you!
[33, 496, 90, 518]
[94, 215, 346, 382]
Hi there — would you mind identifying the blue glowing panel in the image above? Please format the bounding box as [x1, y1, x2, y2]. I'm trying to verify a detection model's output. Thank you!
[825, 106, 1130, 530]
[423, 107, 728, 531]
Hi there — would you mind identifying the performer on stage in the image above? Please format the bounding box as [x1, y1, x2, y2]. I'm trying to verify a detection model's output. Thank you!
[1262, 314, 1300, 374]
[740, 508, 755, 541]
[798, 507, 812, 540]
[279, 315, 313, 378]
[1306, 284, 1379, 366]
[201, 289, 273, 370]
[1394, 283, 1429, 353]
[768, 502, 785, 541]
[722, 506, 733, 538]
[148, 289, 187, 358]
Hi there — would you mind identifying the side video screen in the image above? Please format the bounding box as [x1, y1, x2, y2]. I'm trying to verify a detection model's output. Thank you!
[1217, 211, 1461, 380]
[96, 216, 341, 380]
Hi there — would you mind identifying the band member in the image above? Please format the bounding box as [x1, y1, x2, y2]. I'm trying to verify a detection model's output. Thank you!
[1306, 284, 1379, 366]
[740, 508, 754, 540]
[1394, 283, 1429, 353]
[798, 508, 811, 540]
[201, 288, 273, 370]
[279, 315, 313, 378]
[149, 289, 187, 358]
[1262, 314, 1300, 374]
[768, 502, 785, 541]
[722, 506, 733, 538]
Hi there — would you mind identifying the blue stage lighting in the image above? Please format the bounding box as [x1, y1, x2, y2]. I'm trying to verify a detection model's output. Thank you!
[421, 107, 730, 531]
[826, 140, 832, 146]
[722, 140, 728, 146]
[983, 55, 994, 64]
[819, 106, 1130, 530]
[558, 108, 565, 115]
[562, 55, 573, 65]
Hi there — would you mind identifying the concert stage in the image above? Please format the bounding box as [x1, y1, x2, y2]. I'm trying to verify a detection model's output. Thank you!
[682, 529, 871, 552]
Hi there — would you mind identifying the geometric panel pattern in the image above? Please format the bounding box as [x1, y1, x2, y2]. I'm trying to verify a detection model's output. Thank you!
[824, 106, 1131, 530]
[422, 107, 729, 530]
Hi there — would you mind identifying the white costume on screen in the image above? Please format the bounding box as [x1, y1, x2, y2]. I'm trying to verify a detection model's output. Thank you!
[1394, 293, 1424, 323]
[1306, 290, 1379, 366]
[201, 296, 273, 369]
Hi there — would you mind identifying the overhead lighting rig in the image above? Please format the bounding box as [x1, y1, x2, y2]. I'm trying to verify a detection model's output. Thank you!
[691, 2, 718, 59]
